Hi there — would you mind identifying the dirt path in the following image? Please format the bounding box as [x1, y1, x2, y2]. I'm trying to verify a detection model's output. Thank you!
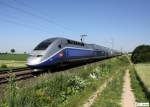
[122, 69, 136, 107]
[83, 77, 113, 107]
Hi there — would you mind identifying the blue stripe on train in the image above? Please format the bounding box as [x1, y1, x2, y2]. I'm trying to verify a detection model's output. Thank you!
[66, 48, 93, 58]
[31, 48, 94, 68]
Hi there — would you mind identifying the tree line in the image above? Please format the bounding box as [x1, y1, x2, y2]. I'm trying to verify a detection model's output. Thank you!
[131, 45, 150, 63]
[0, 49, 16, 54]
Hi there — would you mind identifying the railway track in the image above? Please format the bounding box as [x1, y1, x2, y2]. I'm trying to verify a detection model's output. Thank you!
[0, 67, 30, 74]
[0, 68, 33, 84]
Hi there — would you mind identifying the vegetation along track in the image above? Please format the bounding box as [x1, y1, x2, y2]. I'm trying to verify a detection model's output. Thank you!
[0, 57, 116, 84]
[0, 56, 128, 107]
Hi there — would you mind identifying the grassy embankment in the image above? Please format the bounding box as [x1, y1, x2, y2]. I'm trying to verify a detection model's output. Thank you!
[0, 54, 27, 70]
[0, 56, 130, 107]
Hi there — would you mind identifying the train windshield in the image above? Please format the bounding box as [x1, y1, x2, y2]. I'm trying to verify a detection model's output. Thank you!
[34, 38, 55, 50]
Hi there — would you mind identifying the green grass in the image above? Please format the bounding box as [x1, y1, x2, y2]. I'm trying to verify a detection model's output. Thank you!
[0, 54, 28, 61]
[91, 67, 125, 107]
[135, 63, 150, 92]
[64, 56, 130, 107]
[0, 56, 130, 107]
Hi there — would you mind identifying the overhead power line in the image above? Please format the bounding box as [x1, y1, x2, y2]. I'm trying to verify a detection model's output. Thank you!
[12, 0, 52, 18]
[0, 16, 46, 33]
[0, 0, 75, 35]
[0, 11, 51, 33]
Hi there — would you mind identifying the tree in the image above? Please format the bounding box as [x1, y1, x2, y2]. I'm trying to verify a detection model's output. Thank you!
[131, 45, 150, 63]
[10, 49, 15, 54]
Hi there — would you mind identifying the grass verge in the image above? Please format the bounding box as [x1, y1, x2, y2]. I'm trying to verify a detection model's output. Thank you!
[91, 66, 125, 107]
[0, 56, 130, 107]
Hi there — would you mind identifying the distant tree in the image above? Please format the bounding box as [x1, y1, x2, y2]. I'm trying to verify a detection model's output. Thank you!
[131, 45, 150, 63]
[10, 49, 15, 54]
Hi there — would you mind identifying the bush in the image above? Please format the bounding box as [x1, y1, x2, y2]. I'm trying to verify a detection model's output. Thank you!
[131, 45, 150, 63]
[1, 64, 7, 68]
[67, 76, 87, 93]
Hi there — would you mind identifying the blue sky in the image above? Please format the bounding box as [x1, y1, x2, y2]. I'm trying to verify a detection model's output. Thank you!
[0, 0, 149, 53]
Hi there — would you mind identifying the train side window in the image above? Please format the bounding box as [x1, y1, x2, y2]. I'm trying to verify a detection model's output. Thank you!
[67, 40, 71, 44]
[58, 44, 61, 48]
[67, 39, 84, 46]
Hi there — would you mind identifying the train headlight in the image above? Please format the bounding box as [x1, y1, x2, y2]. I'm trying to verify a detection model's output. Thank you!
[27, 57, 42, 65]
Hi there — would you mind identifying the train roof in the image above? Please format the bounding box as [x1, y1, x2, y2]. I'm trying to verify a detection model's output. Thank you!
[44, 37, 87, 44]
[44, 37, 119, 52]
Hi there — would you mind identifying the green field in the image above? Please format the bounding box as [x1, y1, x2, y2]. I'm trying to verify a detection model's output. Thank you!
[0, 60, 26, 70]
[129, 66, 148, 102]
[0, 54, 28, 70]
[135, 63, 150, 92]
[0, 54, 28, 61]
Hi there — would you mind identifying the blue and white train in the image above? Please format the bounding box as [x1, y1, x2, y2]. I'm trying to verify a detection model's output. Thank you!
[27, 37, 120, 69]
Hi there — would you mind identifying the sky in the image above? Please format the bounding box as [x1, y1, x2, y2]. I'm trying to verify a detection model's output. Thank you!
[0, 0, 150, 53]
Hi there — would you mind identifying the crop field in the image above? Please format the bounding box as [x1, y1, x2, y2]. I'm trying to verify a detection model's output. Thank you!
[0, 54, 27, 70]
[129, 66, 148, 102]
[0, 54, 28, 61]
[0, 60, 26, 70]
[0, 56, 131, 107]
[135, 63, 150, 93]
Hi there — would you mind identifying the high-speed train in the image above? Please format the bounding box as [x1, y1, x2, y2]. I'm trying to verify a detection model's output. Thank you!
[27, 37, 120, 69]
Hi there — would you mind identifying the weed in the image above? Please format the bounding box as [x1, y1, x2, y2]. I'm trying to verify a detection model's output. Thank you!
[1, 64, 7, 68]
